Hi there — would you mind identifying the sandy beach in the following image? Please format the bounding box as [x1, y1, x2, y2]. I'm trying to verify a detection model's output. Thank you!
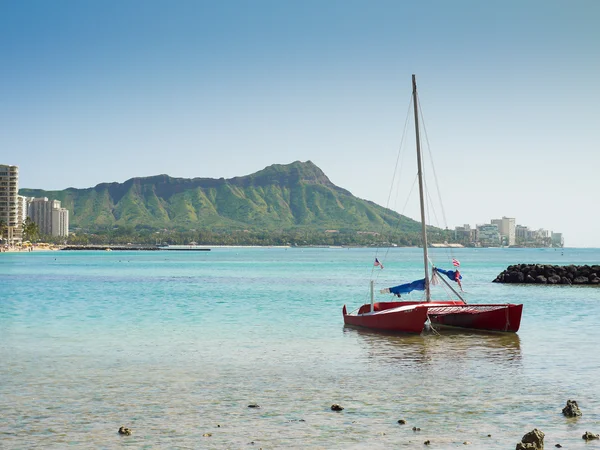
[1, 244, 62, 253]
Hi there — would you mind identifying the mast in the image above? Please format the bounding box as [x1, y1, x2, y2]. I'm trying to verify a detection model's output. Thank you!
[412, 74, 430, 301]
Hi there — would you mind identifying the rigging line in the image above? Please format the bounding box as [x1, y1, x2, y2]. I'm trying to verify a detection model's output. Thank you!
[424, 184, 442, 235]
[386, 175, 418, 255]
[384, 94, 414, 211]
[400, 175, 419, 218]
[390, 95, 416, 213]
[379, 174, 418, 266]
[424, 179, 455, 265]
[373, 94, 414, 267]
[418, 94, 455, 262]
[418, 96, 450, 231]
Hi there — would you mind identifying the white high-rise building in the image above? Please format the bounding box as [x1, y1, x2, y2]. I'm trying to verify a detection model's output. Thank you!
[17, 195, 28, 224]
[0, 164, 20, 245]
[28, 197, 69, 237]
[491, 217, 516, 246]
[51, 206, 69, 237]
[551, 232, 564, 248]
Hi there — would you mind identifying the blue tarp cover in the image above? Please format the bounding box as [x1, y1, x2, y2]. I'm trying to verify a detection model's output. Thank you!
[386, 267, 463, 295]
[388, 278, 426, 295]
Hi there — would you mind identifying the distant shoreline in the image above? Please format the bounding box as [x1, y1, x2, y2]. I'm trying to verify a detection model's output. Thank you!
[2, 243, 575, 253]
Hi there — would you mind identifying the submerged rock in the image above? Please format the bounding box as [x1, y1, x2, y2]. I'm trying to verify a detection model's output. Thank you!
[582, 431, 599, 441]
[331, 404, 344, 411]
[118, 426, 132, 436]
[248, 404, 260, 408]
[516, 428, 544, 450]
[562, 399, 582, 417]
[397, 419, 406, 425]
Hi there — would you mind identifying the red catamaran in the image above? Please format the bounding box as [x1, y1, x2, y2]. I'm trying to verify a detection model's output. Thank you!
[342, 75, 523, 334]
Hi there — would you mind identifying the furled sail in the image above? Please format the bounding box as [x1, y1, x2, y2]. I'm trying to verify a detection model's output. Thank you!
[380, 278, 426, 295]
[434, 267, 462, 283]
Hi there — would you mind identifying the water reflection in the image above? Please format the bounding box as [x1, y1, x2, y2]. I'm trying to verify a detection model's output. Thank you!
[343, 325, 522, 365]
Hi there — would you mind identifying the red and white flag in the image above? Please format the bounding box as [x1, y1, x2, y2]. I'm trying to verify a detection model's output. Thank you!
[374, 258, 384, 269]
[455, 269, 464, 291]
[452, 258, 460, 267]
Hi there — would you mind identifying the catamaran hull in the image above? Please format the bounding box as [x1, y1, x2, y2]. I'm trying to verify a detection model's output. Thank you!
[342, 301, 463, 334]
[427, 304, 523, 332]
[342, 304, 429, 334]
[343, 302, 523, 334]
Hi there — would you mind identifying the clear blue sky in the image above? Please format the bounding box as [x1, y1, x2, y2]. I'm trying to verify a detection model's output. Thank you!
[2, 0, 599, 246]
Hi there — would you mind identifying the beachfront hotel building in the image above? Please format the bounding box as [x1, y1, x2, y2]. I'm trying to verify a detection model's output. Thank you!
[476, 223, 501, 247]
[491, 216, 516, 246]
[27, 197, 69, 237]
[0, 164, 21, 245]
[51, 205, 69, 237]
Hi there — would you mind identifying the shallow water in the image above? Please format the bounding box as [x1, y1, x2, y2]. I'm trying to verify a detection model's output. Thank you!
[1, 247, 599, 448]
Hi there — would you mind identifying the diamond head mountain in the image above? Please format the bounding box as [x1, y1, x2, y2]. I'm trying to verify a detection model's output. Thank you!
[19, 161, 448, 244]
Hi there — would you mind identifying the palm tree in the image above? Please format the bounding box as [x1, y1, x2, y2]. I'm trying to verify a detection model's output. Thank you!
[0, 219, 6, 242]
[23, 217, 40, 243]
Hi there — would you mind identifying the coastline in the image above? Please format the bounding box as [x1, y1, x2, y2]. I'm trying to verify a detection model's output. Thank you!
[1, 246, 61, 253]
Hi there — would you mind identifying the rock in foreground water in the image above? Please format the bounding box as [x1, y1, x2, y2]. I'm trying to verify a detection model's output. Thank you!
[582, 431, 599, 441]
[516, 428, 544, 449]
[562, 399, 582, 417]
[118, 426, 132, 436]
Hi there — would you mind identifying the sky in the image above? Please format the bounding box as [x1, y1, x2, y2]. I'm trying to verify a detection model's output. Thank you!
[1, 0, 599, 246]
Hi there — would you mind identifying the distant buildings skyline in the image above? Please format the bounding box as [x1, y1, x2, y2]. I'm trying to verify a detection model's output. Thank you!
[454, 216, 564, 248]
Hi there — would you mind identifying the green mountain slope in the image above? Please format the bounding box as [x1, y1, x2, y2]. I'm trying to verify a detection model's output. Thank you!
[19, 161, 425, 234]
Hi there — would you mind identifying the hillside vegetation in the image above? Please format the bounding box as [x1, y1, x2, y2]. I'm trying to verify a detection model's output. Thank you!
[20, 161, 450, 245]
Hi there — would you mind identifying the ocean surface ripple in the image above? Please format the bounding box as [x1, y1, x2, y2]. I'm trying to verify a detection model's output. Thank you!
[1, 247, 599, 448]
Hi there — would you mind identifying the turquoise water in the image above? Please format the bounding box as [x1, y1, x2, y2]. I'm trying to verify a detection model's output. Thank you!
[1, 247, 600, 449]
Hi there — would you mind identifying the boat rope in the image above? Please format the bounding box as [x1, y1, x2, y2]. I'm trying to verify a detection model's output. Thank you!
[371, 96, 414, 281]
[374, 175, 418, 281]
[426, 316, 441, 336]
[417, 96, 457, 266]
[386, 95, 414, 212]
[504, 305, 510, 331]
[418, 96, 449, 231]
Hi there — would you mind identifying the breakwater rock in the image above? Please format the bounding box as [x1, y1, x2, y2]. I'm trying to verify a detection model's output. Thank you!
[493, 264, 600, 285]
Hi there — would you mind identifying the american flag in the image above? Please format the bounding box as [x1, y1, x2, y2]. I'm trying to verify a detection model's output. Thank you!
[452, 258, 460, 267]
[374, 258, 384, 269]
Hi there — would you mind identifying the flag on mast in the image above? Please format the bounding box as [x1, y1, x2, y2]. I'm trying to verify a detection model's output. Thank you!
[374, 258, 384, 269]
[455, 269, 463, 291]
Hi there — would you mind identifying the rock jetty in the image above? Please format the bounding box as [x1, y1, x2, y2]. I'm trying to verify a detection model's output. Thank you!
[493, 264, 600, 285]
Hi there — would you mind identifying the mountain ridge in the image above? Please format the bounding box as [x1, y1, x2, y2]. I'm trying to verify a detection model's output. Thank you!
[19, 161, 427, 235]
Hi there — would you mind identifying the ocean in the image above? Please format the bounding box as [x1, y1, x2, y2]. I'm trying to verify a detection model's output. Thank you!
[1, 247, 599, 449]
